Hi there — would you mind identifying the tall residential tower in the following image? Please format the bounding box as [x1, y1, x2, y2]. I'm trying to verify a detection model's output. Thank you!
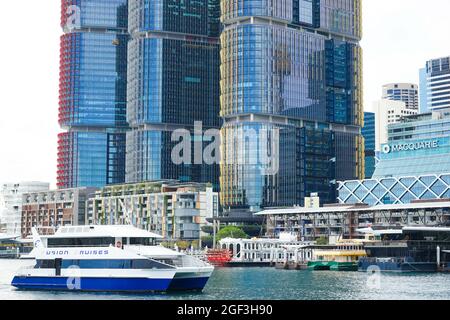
[420, 56, 450, 113]
[220, 0, 364, 211]
[125, 0, 221, 189]
[382, 83, 419, 110]
[58, 0, 129, 188]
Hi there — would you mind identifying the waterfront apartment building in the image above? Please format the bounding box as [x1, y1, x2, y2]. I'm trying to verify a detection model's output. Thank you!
[419, 56, 450, 113]
[21, 187, 97, 238]
[87, 181, 219, 241]
[0, 182, 49, 236]
[125, 0, 221, 189]
[57, 0, 129, 188]
[256, 201, 450, 241]
[372, 99, 417, 152]
[220, 0, 364, 212]
[382, 83, 419, 110]
[363, 112, 376, 179]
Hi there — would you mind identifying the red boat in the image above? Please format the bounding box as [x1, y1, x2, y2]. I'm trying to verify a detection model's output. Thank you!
[206, 249, 232, 267]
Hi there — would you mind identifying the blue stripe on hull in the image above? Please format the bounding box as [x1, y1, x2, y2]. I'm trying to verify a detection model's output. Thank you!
[11, 276, 172, 292]
[168, 277, 210, 291]
[358, 261, 437, 273]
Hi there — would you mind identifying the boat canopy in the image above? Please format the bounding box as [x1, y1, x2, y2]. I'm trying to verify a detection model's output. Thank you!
[47, 225, 163, 239]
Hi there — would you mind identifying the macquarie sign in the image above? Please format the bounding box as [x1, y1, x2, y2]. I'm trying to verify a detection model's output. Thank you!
[382, 140, 439, 154]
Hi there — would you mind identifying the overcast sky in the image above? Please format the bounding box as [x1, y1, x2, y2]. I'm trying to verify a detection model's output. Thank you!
[1, 0, 450, 187]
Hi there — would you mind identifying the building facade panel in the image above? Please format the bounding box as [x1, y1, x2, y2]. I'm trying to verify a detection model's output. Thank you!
[0, 183, 50, 236]
[21, 187, 97, 238]
[57, 132, 126, 188]
[88, 181, 219, 241]
[220, 0, 363, 211]
[59, 32, 128, 128]
[382, 83, 419, 110]
[374, 111, 450, 178]
[58, 0, 129, 189]
[61, 0, 128, 30]
[423, 56, 450, 111]
[220, 120, 337, 210]
[363, 112, 375, 179]
[126, 0, 221, 188]
[338, 174, 450, 206]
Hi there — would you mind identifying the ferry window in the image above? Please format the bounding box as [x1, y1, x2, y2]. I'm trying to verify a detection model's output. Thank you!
[35, 260, 56, 269]
[47, 237, 115, 247]
[131, 259, 167, 269]
[54, 259, 169, 269]
[129, 238, 155, 246]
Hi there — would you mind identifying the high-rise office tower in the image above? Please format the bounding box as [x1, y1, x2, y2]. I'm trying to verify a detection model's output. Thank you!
[362, 112, 375, 179]
[382, 83, 419, 110]
[419, 56, 450, 113]
[220, 0, 364, 211]
[58, 0, 129, 188]
[372, 99, 417, 152]
[125, 0, 221, 188]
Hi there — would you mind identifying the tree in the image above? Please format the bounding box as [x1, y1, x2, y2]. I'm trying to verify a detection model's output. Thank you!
[201, 236, 214, 248]
[176, 240, 190, 250]
[216, 226, 249, 241]
[316, 236, 328, 245]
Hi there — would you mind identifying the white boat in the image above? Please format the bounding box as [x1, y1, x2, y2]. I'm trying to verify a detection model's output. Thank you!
[22, 225, 214, 291]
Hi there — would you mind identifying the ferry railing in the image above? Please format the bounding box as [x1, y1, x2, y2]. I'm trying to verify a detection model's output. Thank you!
[181, 254, 212, 268]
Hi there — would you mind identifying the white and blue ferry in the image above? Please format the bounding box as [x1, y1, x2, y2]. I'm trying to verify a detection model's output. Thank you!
[12, 225, 214, 292]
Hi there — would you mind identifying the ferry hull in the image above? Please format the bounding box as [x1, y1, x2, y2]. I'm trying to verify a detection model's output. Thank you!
[11, 276, 173, 293]
[358, 260, 437, 273]
[308, 261, 358, 271]
[168, 268, 214, 291]
[168, 276, 210, 291]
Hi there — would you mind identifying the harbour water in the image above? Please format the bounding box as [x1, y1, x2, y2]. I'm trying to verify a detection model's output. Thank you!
[1, 259, 449, 300]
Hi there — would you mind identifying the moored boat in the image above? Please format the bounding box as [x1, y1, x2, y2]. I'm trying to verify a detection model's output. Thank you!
[11, 246, 177, 292]
[307, 241, 367, 272]
[15, 225, 214, 292]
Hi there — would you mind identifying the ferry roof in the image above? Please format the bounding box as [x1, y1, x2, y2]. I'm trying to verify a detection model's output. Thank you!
[255, 201, 450, 216]
[403, 226, 450, 232]
[0, 234, 19, 241]
[49, 225, 163, 239]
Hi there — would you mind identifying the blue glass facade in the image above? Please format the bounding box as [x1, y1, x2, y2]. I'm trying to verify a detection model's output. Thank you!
[58, 0, 129, 189]
[419, 56, 450, 112]
[373, 112, 450, 178]
[363, 112, 375, 179]
[221, 120, 337, 209]
[220, 0, 364, 210]
[126, 0, 221, 188]
[58, 132, 126, 188]
[419, 68, 429, 113]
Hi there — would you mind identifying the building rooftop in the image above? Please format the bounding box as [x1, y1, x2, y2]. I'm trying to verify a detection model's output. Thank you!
[255, 201, 450, 216]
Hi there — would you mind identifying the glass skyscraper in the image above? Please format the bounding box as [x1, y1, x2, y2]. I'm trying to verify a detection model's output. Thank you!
[419, 56, 450, 112]
[220, 0, 364, 211]
[363, 112, 376, 179]
[58, 0, 129, 188]
[125, 0, 221, 188]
